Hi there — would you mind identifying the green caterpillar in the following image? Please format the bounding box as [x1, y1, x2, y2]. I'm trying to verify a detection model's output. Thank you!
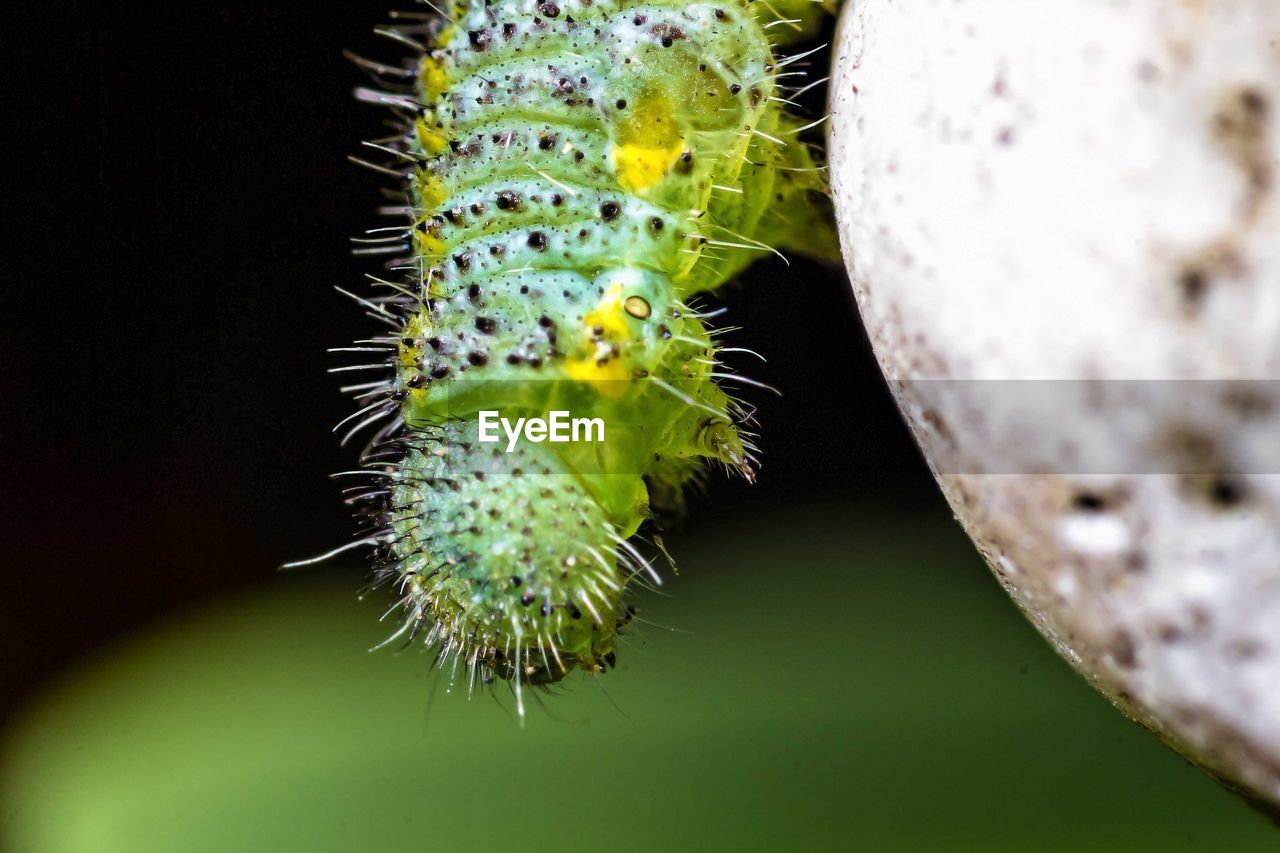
[334, 0, 835, 708]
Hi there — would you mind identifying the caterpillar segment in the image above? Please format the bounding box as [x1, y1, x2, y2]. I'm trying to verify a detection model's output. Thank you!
[341, 0, 834, 701]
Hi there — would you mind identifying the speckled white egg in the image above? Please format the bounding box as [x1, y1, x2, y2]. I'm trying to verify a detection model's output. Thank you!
[829, 0, 1280, 810]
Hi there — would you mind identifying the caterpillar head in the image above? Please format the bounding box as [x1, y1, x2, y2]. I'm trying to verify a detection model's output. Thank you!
[386, 423, 630, 685]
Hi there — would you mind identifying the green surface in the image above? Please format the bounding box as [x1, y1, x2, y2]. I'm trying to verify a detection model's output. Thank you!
[2, 509, 1274, 851]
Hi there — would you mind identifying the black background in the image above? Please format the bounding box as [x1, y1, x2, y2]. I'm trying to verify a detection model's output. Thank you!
[1, 1, 937, 725]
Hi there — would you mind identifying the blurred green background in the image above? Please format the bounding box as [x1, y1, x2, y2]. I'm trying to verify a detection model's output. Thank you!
[3, 507, 1274, 852]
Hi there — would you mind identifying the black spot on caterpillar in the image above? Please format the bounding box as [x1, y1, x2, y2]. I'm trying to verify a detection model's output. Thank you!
[328, 0, 836, 711]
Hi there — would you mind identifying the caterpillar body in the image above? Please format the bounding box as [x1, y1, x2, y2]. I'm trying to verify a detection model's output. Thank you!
[337, 0, 834, 703]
